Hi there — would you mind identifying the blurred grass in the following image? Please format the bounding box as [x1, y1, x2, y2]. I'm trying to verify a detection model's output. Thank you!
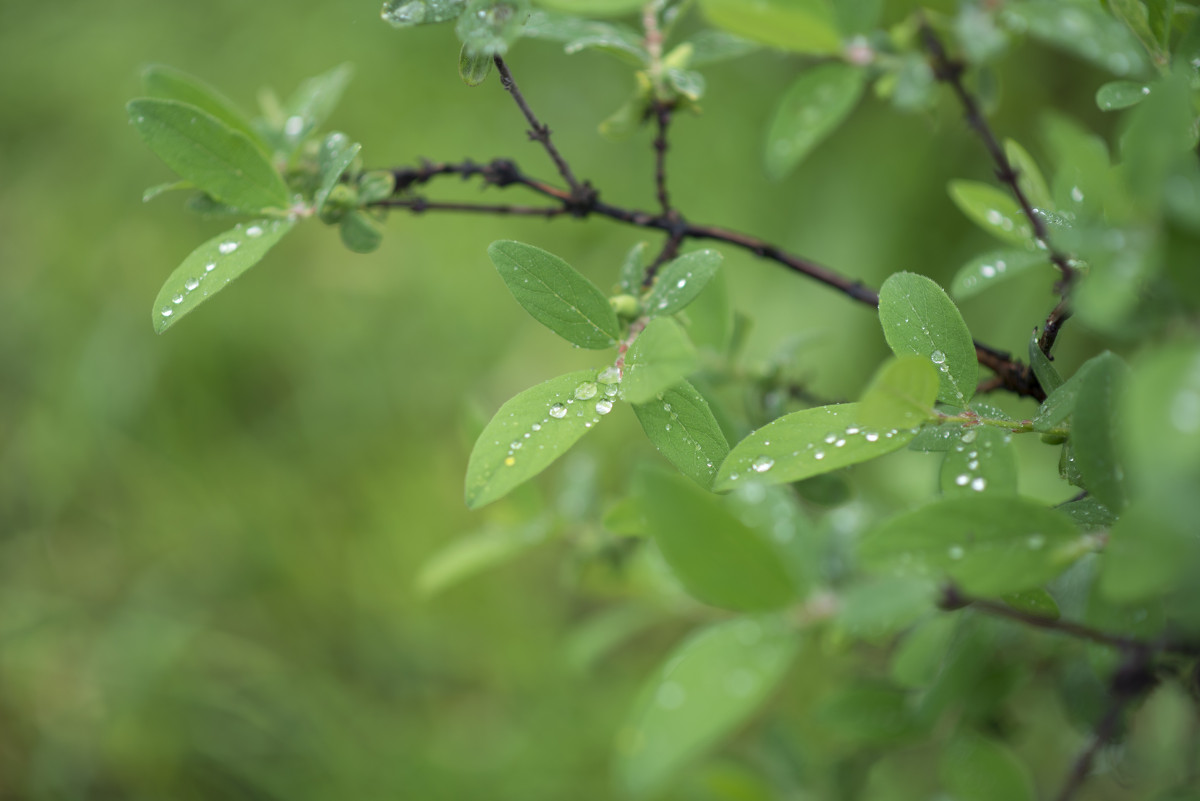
[0, 0, 1130, 797]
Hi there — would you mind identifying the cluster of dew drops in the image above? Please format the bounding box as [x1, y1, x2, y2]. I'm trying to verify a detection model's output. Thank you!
[160, 222, 267, 319]
[501, 366, 621, 467]
[729, 425, 902, 482]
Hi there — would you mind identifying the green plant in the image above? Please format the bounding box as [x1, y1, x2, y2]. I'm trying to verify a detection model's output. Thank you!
[128, 1, 1200, 798]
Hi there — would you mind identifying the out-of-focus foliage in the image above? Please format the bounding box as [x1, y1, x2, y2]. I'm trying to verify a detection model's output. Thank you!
[7, 0, 1200, 799]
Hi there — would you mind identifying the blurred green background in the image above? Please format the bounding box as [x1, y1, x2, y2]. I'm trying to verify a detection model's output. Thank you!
[0, 1, 1120, 798]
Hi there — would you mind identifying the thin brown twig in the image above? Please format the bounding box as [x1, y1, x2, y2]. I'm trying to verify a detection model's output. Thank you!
[377, 197, 567, 217]
[919, 21, 1077, 360]
[492, 54, 594, 210]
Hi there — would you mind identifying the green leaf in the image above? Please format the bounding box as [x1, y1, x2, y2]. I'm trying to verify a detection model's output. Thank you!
[1002, 588, 1060, 619]
[488, 240, 621, 349]
[623, 318, 698, 404]
[1005, 0, 1149, 76]
[715, 403, 915, 491]
[152, 218, 295, 334]
[1028, 328, 1064, 395]
[952, 248, 1049, 300]
[617, 241, 649, 295]
[140, 64, 266, 150]
[878, 272, 978, 407]
[939, 427, 1018, 497]
[456, 0, 529, 57]
[458, 43, 494, 85]
[532, 0, 643, 16]
[280, 63, 354, 146]
[128, 99, 290, 212]
[314, 132, 361, 215]
[523, 10, 648, 63]
[339, 211, 383, 254]
[858, 495, 1083, 596]
[698, 0, 843, 54]
[832, 0, 883, 33]
[636, 469, 800, 611]
[940, 733, 1036, 801]
[835, 576, 937, 641]
[616, 615, 798, 798]
[1096, 80, 1152, 110]
[1071, 352, 1128, 512]
[1042, 113, 1114, 223]
[465, 369, 612, 508]
[1099, 502, 1196, 602]
[1147, 0, 1176, 48]
[859, 355, 941, 430]
[382, 0, 468, 26]
[765, 63, 865, 180]
[891, 616, 957, 688]
[681, 30, 761, 67]
[1004, 139, 1054, 212]
[665, 68, 705, 101]
[415, 518, 551, 597]
[948, 180, 1034, 247]
[633, 381, 729, 489]
[1108, 0, 1167, 63]
[1059, 495, 1116, 530]
[142, 180, 192, 202]
[644, 249, 722, 317]
[357, 171, 396, 205]
[1032, 365, 1085, 432]
[813, 684, 925, 745]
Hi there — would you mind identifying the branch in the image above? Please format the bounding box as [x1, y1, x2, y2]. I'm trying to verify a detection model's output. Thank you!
[919, 22, 1077, 359]
[1054, 649, 1158, 801]
[939, 584, 1200, 657]
[492, 54, 595, 211]
[369, 156, 1047, 398]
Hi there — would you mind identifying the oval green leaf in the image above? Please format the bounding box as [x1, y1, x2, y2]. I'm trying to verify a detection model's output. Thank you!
[465, 369, 610, 509]
[859, 355, 941, 430]
[1096, 80, 1151, 111]
[1071, 352, 1128, 512]
[128, 98, 290, 212]
[633, 380, 729, 489]
[939, 427, 1017, 497]
[415, 518, 551, 598]
[153, 217, 296, 333]
[765, 63, 865, 180]
[878, 272, 978, 407]
[141, 64, 266, 150]
[716, 403, 915, 491]
[699, 0, 842, 54]
[314, 132, 361, 214]
[488, 240, 621, 349]
[858, 495, 1083, 597]
[951, 248, 1049, 300]
[1027, 327, 1064, 395]
[622, 317, 698, 403]
[948, 180, 1034, 247]
[459, 43, 494, 86]
[940, 733, 1036, 801]
[616, 615, 798, 797]
[636, 469, 800, 611]
[643, 249, 722, 317]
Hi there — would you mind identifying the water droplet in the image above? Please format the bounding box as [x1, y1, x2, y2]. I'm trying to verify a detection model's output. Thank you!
[160, 307, 174, 318]
[284, 115, 304, 137]
[603, 384, 619, 397]
[751, 455, 775, 473]
[662, 403, 672, 413]
[531, 423, 541, 432]
[814, 451, 825, 460]
[824, 433, 838, 444]
[955, 474, 970, 486]
[1028, 534, 1045, 550]
[970, 477, 987, 491]
[664, 423, 671, 431]
[218, 240, 239, 255]
[948, 545, 965, 560]
[980, 264, 996, 278]
[575, 382, 600, 400]
[595, 400, 613, 415]
[204, 262, 216, 273]
[845, 427, 860, 435]
[930, 350, 946, 365]
[834, 439, 846, 448]
[172, 293, 184, 304]
[549, 403, 568, 419]
[961, 429, 978, 444]
[510, 441, 522, 450]
[865, 432, 879, 442]
[597, 366, 621, 384]
[676, 278, 687, 289]
[246, 225, 264, 238]
[967, 460, 980, 470]
[1071, 186, 1084, 203]
[986, 209, 1004, 226]
[184, 277, 200, 291]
